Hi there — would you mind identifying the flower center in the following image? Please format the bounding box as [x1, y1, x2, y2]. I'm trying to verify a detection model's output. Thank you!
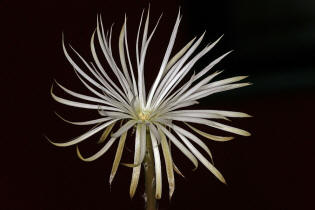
[138, 110, 151, 121]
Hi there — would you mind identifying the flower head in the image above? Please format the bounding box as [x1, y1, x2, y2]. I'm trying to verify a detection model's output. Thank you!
[48, 9, 251, 200]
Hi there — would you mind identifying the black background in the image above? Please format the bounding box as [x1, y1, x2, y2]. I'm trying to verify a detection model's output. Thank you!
[2, 0, 315, 209]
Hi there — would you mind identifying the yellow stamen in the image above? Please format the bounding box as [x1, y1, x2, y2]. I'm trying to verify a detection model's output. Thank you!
[138, 111, 150, 121]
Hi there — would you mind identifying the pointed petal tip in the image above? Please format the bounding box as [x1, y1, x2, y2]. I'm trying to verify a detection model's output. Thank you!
[243, 131, 251, 136]
[227, 49, 234, 54]
[222, 178, 227, 185]
[169, 188, 174, 200]
[76, 145, 85, 160]
[129, 191, 135, 199]
[192, 164, 198, 171]
[109, 175, 114, 186]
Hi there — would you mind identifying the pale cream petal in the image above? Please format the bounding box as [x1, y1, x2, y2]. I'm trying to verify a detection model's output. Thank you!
[146, 11, 182, 109]
[129, 124, 142, 199]
[159, 125, 198, 170]
[139, 124, 147, 165]
[173, 125, 214, 162]
[150, 32, 206, 109]
[149, 127, 162, 199]
[185, 123, 234, 142]
[173, 162, 185, 178]
[111, 120, 136, 138]
[118, 21, 132, 89]
[54, 80, 107, 104]
[123, 16, 138, 96]
[46, 120, 117, 147]
[158, 127, 175, 199]
[175, 132, 226, 184]
[51, 85, 119, 111]
[162, 116, 251, 136]
[203, 76, 249, 89]
[55, 112, 111, 126]
[98, 122, 116, 144]
[165, 37, 196, 73]
[76, 137, 117, 162]
[109, 131, 127, 185]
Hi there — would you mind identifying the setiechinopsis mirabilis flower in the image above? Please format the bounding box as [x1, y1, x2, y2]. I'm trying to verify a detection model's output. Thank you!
[47, 8, 251, 201]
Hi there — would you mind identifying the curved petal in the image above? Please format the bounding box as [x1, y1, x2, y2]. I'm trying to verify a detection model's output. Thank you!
[46, 120, 117, 147]
[172, 125, 214, 162]
[76, 137, 117, 162]
[149, 126, 162, 199]
[185, 123, 234, 142]
[175, 131, 226, 184]
[98, 122, 116, 144]
[111, 120, 136, 138]
[55, 112, 111, 126]
[158, 127, 175, 200]
[109, 131, 127, 185]
[161, 116, 251, 136]
[158, 125, 198, 170]
[129, 124, 142, 199]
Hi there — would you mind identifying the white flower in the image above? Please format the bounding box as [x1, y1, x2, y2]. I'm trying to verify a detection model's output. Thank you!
[48, 9, 251, 200]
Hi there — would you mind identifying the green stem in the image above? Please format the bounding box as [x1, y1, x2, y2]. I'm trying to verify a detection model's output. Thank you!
[144, 132, 158, 210]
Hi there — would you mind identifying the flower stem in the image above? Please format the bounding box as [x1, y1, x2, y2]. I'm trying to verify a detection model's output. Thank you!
[144, 132, 158, 210]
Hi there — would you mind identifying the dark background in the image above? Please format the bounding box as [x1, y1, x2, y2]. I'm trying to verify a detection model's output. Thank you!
[2, 0, 315, 209]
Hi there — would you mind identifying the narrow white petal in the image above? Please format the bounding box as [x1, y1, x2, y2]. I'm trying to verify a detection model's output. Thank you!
[111, 120, 137, 138]
[55, 112, 111, 126]
[165, 112, 228, 120]
[158, 127, 175, 199]
[175, 131, 226, 184]
[173, 162, 185, 178]
[118, 21, 132, 88]
[185, 123, 234, 142]
[172, 125, 214, 162]
[69, 45, 111, 90]
[90, 30, 127, 102]
[158, 125, 198, 170]
[136, 10, 144, 68]
[153, 35, 223, 109]
[123, 17, 138, 96]
[51, 85, 120, 111]
[146, 11, 181, 109]
[149, 127, 162, 199]
[98, 110, 132, 119]
[98, 122, 116, 144]
[148, 123, 161, 143]
[175, 70, 223, 104]
[165, 37, 196, 74]
[54, 80, 107, 104]
[76, 137, 117, 162]
[162, 116, 251, 136]
[168, 109, 252, 118]
[139, 124, 147, 165]
[203, 110, 252, 118]
[96, 16, 131, 100]
[46, 120, 117, 147]
[109, 131, 127, 185]
[151, 31, 206, 109]
[62, 35, 104, 91]
[141, 8, 150, 55]
[188, 83, 252, 101]
[163, 100, 199, 113]
[130, 124, 142, 199]
[194, 50, 233, 81]
[202, 76, 248, 90]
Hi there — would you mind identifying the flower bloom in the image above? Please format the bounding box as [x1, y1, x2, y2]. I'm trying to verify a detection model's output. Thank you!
[48, 9, 251, 199]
